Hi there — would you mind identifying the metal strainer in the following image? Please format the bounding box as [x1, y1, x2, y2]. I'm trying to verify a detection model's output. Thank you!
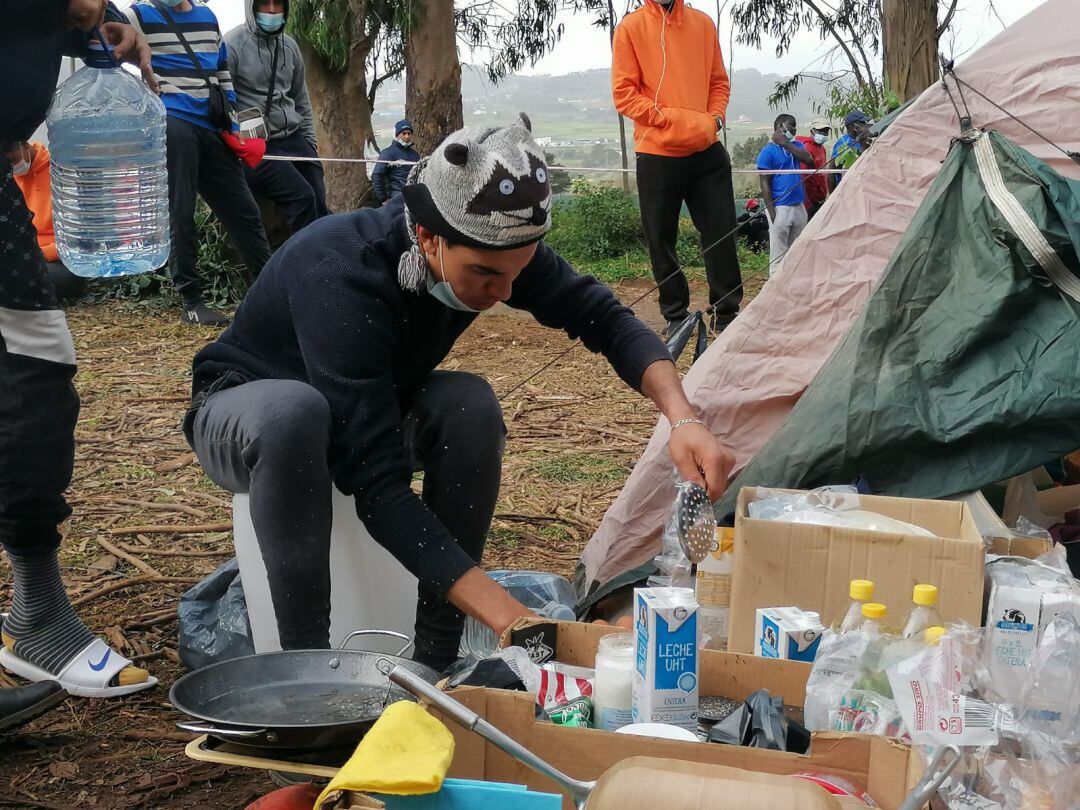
[673, 481, 716, 576]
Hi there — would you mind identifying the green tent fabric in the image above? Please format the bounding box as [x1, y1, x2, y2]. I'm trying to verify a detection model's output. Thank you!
[718, 131, 1080, 517]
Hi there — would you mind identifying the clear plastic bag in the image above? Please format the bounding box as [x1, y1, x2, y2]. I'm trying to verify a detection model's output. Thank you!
[458, 571, 576, 661]
[747, 486, 937, 537]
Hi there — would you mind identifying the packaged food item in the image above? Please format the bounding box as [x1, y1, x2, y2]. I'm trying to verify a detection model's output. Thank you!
[633, 587, 699, 732]
[755, 607, 824, 662]
[594, 632, 634, 731]
[793, 773, 880, 807]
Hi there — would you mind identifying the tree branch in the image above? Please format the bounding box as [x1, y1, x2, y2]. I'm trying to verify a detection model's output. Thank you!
[936, 0, 958, 38]
[801, 0, 867, 90]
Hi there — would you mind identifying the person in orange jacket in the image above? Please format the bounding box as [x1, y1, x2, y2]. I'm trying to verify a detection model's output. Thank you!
[612, 0, 741, 335]
[6, 141, 87, 302]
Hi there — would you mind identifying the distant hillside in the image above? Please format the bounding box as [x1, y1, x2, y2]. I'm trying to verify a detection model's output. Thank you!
[374, 66, 820, 143]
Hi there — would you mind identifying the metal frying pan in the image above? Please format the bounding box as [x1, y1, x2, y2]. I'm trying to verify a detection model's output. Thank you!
[170, 631, 439, 751]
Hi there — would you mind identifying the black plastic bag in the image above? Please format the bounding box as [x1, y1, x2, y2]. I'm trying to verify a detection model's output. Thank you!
[177, 558, 255, 671]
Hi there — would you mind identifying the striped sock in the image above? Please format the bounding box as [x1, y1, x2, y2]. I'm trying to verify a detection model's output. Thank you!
[3, 550, 96, 675]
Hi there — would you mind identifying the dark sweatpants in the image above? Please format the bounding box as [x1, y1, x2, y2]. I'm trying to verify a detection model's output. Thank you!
[189, 370, 505, 670]
[636, 142, 742, 324]
[244, 130, 329, 236]
[0, 161, 78, 560]
[165, 116, 272, 307]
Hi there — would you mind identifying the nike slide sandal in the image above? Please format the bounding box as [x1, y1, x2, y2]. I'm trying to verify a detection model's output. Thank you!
[0, 638, 158, 699]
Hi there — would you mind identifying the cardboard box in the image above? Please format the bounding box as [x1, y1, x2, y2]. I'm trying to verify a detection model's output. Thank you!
[493, 620, 921, 809]
[430, 688, 918, 810]
[729, 488, 986, 654]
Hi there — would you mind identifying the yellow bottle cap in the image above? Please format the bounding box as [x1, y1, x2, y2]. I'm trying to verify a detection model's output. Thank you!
[913, 584, 939, 607]
[849, 579, 874, 601]
[861, 602, 887, 620]
[924, 626, 946, 645]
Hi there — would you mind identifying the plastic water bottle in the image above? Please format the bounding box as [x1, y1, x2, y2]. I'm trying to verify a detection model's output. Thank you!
[47, 42, 169, 278]
[838, 579, 874, 634]
[900, 584, 944, 639]
[459, 571, 577, 661]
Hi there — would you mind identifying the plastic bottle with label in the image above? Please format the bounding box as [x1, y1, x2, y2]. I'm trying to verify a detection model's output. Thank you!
[593, 632, 635, 731]
[696, 527, 734, 650]
[838, 579, 874, 634]
[900, 584, 944, 639]
[852, 603, 892, 696]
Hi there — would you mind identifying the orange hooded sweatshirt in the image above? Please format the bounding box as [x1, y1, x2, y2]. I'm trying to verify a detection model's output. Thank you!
[13, 142, 58, 262]
[611, 0, 730, 158]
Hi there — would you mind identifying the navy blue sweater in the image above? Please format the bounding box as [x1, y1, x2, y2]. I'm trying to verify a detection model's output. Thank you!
[190, 196, 671, 595]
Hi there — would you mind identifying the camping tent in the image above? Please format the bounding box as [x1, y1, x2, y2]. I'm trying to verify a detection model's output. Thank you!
[576, 0, 1080, 610]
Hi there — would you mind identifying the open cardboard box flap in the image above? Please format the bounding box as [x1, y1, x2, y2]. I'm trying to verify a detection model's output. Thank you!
[729, 487, 986, 653]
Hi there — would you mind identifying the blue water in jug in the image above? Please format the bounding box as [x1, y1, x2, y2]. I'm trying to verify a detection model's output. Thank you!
[47, 42, 169, 278]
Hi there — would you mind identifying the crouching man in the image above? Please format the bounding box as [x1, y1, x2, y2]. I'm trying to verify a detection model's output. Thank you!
[183, 115, 734, 671]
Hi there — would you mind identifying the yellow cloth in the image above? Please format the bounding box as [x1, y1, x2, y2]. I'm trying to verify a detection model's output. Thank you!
[315, 701, 455, 809]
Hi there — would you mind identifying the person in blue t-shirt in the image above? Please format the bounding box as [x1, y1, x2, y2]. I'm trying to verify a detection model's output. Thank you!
[757, 114, 813, 273]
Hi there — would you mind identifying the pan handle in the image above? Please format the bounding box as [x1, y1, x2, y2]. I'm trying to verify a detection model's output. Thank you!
[176, 721, 277, 742]
[378, 659, 596, 809]
[339, 629, 413, 657]
[898, 745, 962, 810]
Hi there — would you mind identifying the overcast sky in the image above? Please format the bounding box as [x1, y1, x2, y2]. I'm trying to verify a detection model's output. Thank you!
[203, 0, 1041, 79]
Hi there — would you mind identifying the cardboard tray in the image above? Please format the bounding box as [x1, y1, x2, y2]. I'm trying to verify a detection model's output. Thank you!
[494, 620, 920, 809]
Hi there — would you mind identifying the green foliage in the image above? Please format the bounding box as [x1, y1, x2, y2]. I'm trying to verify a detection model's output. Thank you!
[545, 179, 771, 285]
[84, 203, 250, 308]
[729, 133, 770, 169]
[544, 151, 572, 194]
[288, 0, 354, 73]
[545, 178, 645, 264]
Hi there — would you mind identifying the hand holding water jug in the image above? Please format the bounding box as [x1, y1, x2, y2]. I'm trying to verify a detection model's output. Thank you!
[47, 37, 169, 278]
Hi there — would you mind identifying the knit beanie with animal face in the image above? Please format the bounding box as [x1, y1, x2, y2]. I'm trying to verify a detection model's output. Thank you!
[398, 114, 552, 291]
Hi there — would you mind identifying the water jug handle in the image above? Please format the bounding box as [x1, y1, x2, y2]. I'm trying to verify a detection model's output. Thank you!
[91, 27, 121, 67]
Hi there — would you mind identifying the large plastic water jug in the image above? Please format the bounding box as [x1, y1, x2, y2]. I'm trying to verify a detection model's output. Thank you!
[47, 43, 168, 278]
[459, 571, 577, 661]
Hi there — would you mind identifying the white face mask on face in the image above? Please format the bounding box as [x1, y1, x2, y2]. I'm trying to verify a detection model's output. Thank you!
[10, 146, 30, 177]
[425, 237, 481, 313]
[812, 132, 828, 145]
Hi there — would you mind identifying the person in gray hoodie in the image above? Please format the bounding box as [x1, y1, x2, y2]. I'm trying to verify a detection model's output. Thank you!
[224, 0, 329, 236]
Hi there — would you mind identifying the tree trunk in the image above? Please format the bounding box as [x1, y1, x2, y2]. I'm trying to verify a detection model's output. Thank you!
[404, 0, 463, 154]
[882, 0, 938, 103]
[299, 4, 376, 211]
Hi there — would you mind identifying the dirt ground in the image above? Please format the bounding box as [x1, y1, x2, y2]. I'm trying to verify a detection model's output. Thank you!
[0, 277, 757, 809]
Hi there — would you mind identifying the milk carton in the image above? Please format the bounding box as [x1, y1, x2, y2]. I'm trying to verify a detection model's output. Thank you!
[755, 607, 824, 662]
[633, 587, 699, 731]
